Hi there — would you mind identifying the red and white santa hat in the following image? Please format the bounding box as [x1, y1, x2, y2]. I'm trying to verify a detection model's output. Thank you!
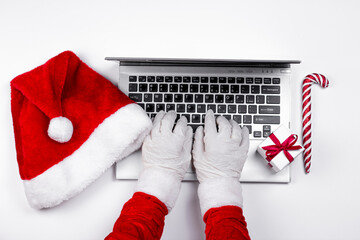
[11, 51, 152, 209]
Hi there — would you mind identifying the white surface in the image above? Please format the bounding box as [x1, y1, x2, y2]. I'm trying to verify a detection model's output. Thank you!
[1, 0, 359, 239]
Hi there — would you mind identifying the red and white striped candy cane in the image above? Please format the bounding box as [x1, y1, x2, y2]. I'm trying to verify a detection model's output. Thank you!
[302, 73, 329, 173]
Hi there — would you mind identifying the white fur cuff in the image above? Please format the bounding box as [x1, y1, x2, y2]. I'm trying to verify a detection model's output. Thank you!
[198, 178, 243, 216]
[136, 167, 181, 212]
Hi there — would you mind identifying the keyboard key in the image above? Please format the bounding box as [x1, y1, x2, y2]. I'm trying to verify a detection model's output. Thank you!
[225, 95, 234, 103]
[215, 95, 224, 103]
[129, 76, 137, 82]
[223, 115, 231, 120]
[219, 77, 226, 83]
[184, 94, 193, 102]
[262, 85, 280, 94]
[192, 77, 200, 83]
[129, 93, 142, 102]
[195, 94, 204, 103]
[205, 94, 214, 103]
[231, 85, 240, 93]
[183, 76, 191, 83]
[156, 104, 165, 112]
[236, 95, 244, 103]
[156, 76, 164, 82]
[210, 77, 218, 83]
[129, 83, 137, 92]
[180, 84, 188, 92]
[143, 93, 152, 102]
[149, 83, 158, 92]
[264, 78, 271, 84]
[266, 95, 280, 104]
[253, 131, 262, 138]
[233, 115, 242, 123]
[237, 77, 244, 84]
[243, 115, 252, 124]
[248, 105, 257, 114]
[241, 85, 250, 93]
[259, 105, 280, 114]
[263, 131, 271, 138]
[174, 76, 182, 82]
[246, 95, 255, 103]
[207, 104, 216, 113]
[256, 95, 265, 104]
[220, 85, 229, 93]
[263, 125, 271, 132]
[201, 77, 209, 83]
[228, 105, 236, 113]
[192, 114, 201, 123]
[164, 94, 173, 102]
[190, 84, 199, 92]
[166, 104, 175, 111]
[170, 84, 178, 92]
[255, 78, 262, 84]
[177, 104, 186, 112]
[159, 84, 168, 92]
[197, 104, 206, 113]
[254, 115, 280, 124]
[165, 76, 173, 82]
[187, 104, 196, 113]
[146, 103, 155, 112]
[200, 84, 209, 93]
[243, 125, 252, 134]
[246, 78, 253, 84]
[150, 113, 157, 119]
[251, 85, 260, 94]
[210, 85, 219, 93]
[139, 84, 147, 92]
[146, 76, 155, 82]
[228, 77, 235, 83]
[218, 104, 226, 113]
[201, 114, 206, 123]
[154, 94, 162, 102]
[238, 105, 247, 113]
[272, 78, 280, 84]
[139, 76, 146, 82]
[174, 94, 183, 102]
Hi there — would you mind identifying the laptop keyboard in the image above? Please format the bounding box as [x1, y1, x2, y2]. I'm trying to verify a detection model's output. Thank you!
[128, 75, 281, 138]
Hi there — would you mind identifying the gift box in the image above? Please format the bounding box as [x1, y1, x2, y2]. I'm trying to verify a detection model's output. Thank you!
[257, 125, 304, 172]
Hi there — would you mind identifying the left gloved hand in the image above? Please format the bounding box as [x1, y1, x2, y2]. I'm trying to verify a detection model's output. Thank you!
[136, 111, 193, 211]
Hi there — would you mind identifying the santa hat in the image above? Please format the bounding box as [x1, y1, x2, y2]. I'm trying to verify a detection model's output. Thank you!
[11, 51, 152, 209]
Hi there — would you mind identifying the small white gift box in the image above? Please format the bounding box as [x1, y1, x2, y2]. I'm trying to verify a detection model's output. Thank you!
[257, 125, 304, 172]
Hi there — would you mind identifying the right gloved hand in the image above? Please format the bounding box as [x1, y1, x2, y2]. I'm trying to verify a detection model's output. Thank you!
[193, 110, 250, 216]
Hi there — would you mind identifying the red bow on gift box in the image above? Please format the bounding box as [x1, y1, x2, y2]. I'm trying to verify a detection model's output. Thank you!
[262, 134, 302, 162]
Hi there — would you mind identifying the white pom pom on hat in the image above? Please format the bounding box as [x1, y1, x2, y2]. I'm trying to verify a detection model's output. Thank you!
[48, 117, 74, 143]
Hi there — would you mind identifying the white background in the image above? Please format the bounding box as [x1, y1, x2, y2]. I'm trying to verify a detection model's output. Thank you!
[1, 0, 360, 239]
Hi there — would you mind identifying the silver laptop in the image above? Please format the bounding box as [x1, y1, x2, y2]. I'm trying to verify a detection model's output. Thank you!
[106, 57, 300, 183]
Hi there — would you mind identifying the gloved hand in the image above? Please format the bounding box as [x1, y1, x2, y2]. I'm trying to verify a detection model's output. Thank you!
[193, 110, 249, 216]
[136, 110, 193, 211]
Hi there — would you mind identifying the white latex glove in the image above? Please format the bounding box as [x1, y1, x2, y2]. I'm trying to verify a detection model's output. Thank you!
[193, 110, 249, 216]
[136, 110, 193, 211]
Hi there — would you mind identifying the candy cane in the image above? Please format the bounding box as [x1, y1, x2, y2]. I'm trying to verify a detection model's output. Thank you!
[302, 73, 329, 173]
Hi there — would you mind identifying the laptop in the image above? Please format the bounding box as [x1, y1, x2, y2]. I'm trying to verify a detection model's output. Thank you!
[105, 57, 300, 183]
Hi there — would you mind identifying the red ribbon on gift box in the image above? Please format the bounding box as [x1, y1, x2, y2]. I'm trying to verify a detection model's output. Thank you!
[262, 133, 302, 163]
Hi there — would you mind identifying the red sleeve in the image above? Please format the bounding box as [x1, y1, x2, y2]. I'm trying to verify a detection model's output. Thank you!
[105, 192, 168, 240]
[204, 206, 251, 240]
